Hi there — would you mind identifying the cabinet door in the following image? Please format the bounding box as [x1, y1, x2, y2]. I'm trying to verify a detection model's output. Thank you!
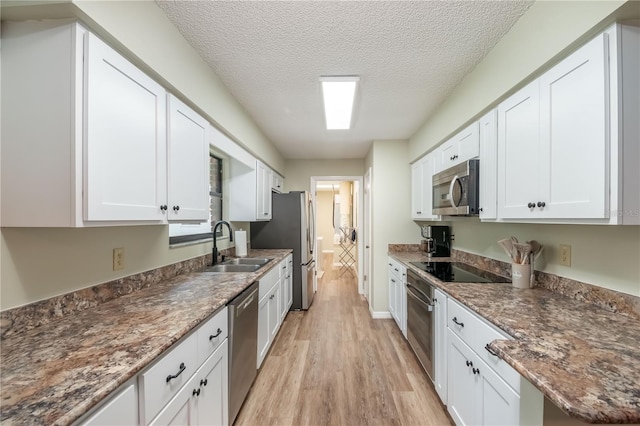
[411, 155, 438, 220]
[539, 33, 608, 219]
[167, 95, 210, 222]
[257, 294, 270, 369]
[433, 289, 447, 404]
[280, 272, 288, 322]
[447, 330, 477, 426]
[286, 256, 294, 310]
[456, 122, 480, 163]
[476, 358, 520, 426]
[82, 382, 138, 426]
[479, 110, 498, 220]
[268, 284, 281, 341]
[438, 139, 458, 171]
[84, 32, 167, 222]
[411, 161, 425, 219]
[196, 341, 229, 426]
[388, 266, 397, 322]
[497, 81, 541, 219]
[256, 161, 272, 221]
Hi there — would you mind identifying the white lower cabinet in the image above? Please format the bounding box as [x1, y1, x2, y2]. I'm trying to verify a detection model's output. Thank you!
[445, 298, 543, 426]
[433, 289, 447, 404]
[387, 257, 406, 337]
[81, 381, 138, 425]
[150, 340, 228, 426]
[257, 257, 291, 368]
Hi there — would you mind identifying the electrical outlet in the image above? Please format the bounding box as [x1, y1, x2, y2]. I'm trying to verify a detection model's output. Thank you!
[559, 244, 571, 267]
[113, 248, 125, 271]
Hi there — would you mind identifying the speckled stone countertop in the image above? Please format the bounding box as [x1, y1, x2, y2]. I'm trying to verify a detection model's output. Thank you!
[390, 251, 640, 424]
[0, 249, 291, 426]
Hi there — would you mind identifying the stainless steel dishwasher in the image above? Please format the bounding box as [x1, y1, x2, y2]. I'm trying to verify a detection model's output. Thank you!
[228, 281, 258, 425]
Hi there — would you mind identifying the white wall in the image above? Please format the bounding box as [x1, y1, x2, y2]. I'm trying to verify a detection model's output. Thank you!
[0, 1, 281, 310]
[285, 159, 365, 191]
[368, 140, 421, 313]
[410, 1, 640, 297]
[316, 191, 336, 252]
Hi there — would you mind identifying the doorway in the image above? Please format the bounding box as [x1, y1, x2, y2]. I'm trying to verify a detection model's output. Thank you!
[310, 176, 364, 295]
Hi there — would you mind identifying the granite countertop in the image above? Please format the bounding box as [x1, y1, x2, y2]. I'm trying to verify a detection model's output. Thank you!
[0, 249, 291, 426]
[390, 251, 640, 424]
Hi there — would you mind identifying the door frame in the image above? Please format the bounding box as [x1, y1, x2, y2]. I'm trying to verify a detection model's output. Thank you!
[310, 175, 365, 295]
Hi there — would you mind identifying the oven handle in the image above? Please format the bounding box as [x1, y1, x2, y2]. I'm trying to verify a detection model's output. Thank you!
[406, 284, 434, 312]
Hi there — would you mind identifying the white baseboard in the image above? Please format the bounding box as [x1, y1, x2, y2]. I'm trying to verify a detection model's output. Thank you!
[369, 308, 392, 319]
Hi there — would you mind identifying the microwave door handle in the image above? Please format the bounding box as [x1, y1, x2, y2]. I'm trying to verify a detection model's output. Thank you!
[448, 175, 460, 207]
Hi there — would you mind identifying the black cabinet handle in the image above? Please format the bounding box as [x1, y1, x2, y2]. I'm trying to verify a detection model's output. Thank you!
[166, 362, 186, 383]
[160, 205, 168, 211]
[452, 317, 464, 327]
[416, 211, 422, 215]
[173, 205, 180, 212]
[200, 379, 208, 387]
[527, 202, 535, 208]
[537, 201, 546, 208]
[485, 344, 499, 357]
[479, 207, 484, 212]
[473, 368, 480, 375]
[466, 360, 473, 367]
[209, 328, 222, 340]
[193, 388, 201, 396]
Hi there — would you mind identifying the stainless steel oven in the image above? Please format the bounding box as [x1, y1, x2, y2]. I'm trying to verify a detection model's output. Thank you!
[406, 269, 435, 381]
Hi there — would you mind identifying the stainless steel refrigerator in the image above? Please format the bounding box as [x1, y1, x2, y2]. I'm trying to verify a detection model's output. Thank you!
[250, 191, 316, 310]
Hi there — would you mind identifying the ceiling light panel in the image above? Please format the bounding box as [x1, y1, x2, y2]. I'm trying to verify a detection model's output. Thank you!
[320, 76, 359, 130]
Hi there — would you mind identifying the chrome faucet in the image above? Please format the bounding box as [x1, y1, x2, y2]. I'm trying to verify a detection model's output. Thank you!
[212, 220, 233, 265]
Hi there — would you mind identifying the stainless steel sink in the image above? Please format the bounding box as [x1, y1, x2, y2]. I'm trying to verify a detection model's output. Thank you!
[222, 257, 272, 266]
[203, 264, 261, 273]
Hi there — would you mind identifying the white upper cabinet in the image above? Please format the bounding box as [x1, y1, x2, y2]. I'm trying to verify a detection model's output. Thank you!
[272, 172, 285, 193]
[498, 34, 608, 220]
[497, 80, 541, 219]
[1, 21, 214, 227]
[479, 109, 498, 220]
[497, 25, 639, 224]
[435, 122, 480, 173]
[167, 95, 210, 222]
[411, 153, 439, 220]
[229, 159, 273, 222]
[84, 31, 168, 222]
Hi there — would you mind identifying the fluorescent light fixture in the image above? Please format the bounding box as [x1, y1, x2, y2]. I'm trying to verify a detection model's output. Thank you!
[320, 76, 359, 130]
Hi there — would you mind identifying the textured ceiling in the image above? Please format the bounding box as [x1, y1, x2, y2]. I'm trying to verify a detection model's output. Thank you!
[156, 1, 533, 160]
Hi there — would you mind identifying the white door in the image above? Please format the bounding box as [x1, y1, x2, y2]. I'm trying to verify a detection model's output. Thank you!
[364, 168, 372, 302]
[479, 110, 498, 220]
[84, 32, 167, 222]
[539, 33, 608, 219]
[167, 95, 210, 222]
[497, 80, 541, 219]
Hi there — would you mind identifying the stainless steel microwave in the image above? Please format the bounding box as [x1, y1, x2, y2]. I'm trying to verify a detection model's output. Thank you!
[432, 159, 480, 216]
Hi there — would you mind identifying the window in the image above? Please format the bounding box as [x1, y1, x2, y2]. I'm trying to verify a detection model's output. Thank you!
[169, 153, 224, 245]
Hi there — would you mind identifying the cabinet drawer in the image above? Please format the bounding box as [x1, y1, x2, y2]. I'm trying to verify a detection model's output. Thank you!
[278, 259, 288, 278]
[447, 298, 520, 392]
[259, 265, 280, 299]
[388, 258, 406, 282]
[139, 332, 198, 424]
[196, 307, 228, 366]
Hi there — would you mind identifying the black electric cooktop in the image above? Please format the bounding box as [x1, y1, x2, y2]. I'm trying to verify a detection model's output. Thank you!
[409, 261, 511, 283]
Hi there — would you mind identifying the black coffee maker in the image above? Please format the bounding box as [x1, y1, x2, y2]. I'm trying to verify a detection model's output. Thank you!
[421, 225, 451, 258]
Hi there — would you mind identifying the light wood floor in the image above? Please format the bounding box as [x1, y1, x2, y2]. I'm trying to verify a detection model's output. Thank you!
[235, 254, 453, 426]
